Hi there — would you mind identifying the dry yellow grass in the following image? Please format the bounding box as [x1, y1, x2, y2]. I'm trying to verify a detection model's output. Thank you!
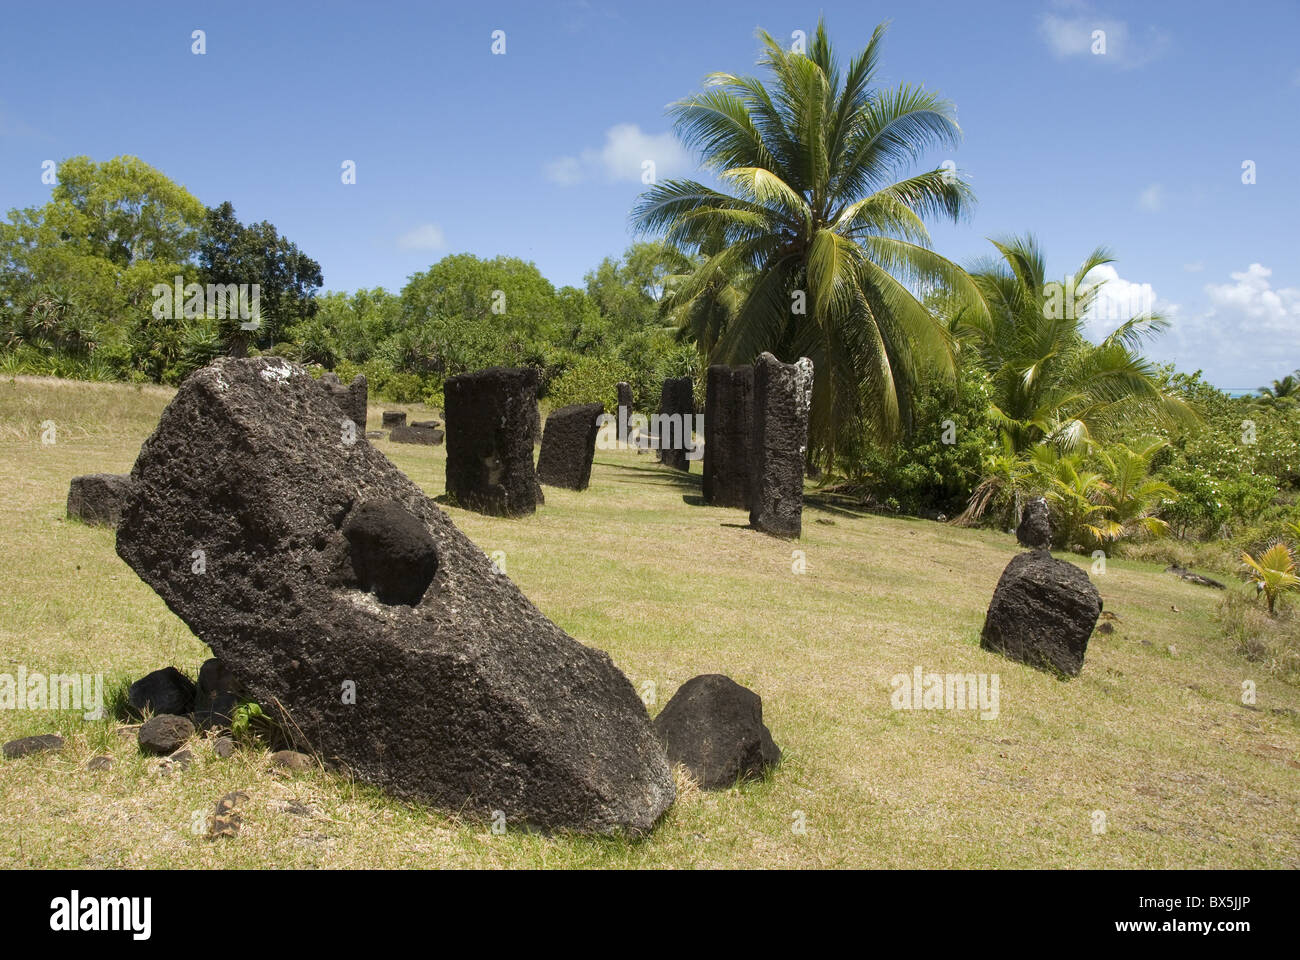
[1, 375, 1297, 868]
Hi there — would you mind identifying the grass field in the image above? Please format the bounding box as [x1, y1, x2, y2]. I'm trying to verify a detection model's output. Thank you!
[1, 375, 1297, 868]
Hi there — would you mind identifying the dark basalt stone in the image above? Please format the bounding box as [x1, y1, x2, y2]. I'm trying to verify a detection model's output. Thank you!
[67, 473, 134, 527]
[537, 403, 604, 491]
[390, 425, 444, 445]
[653, 675, 780, 789]
[444, 366, 542, 517]
[616, 381, 633, 415]
[115, 357, 672, 834]
[318, 372, 368, 430]
[749, 353, 813, 538]
[1016, 497, 1053, 549]
[657, 376, 696, 472]
[2, 734, 65, 759]
[703, 364, 754, 509]
[138, 714, 194, 755]
[128, 666, 196, 717]
[980, 550, 1103, 677]
[343, 499, 439, 606]
[381, 411, 406, 428]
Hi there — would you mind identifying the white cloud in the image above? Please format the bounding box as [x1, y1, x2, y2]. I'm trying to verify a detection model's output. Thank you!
[1039, 7, 1169, 68]
[1077, 264, 1166, 342]
[396, 223, 446, 251]
[546, 123, 692, 186]
[1137, 183, 1164, 212]
[1154, 264, 1300, 386]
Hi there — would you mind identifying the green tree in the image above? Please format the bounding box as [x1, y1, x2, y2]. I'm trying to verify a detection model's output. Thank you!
[957, 234, 1197, 453]
[632, 19, 985, 466]
[198, 201, 323, 354]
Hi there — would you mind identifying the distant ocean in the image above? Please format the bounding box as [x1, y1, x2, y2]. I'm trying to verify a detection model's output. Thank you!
[1224, 389, 1257, 398]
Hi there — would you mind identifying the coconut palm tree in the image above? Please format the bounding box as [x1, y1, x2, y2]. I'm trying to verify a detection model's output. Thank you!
[632, 19, 986, 466]
[1241, 543, 1300, 615]
[1257, 373, 1300, 407]
[956, 234, 1197, 453]
[1091, 439, 1177, 543]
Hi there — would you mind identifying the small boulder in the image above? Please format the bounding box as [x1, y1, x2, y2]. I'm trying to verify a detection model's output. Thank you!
[269, 749, 313, 772]
[653, 675, 781, 789]
[67, 473, 134, 527]
[212, 736, 235, 759]
[980, 550, 1102, 677]
[85, 755, 113, 771]
[2, 734, 65, 759]
[128, 667, 196, 717]
[138, 714, 194, 755]
[1016, 498, 1053, 549]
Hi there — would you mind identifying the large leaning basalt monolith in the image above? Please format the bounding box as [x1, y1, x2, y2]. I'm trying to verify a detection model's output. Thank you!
[67, 473, 135, 527]
[537, 403, 604, 491]
[749, 353, 813, 538]
[980, 550, 1102, 677]
[657, 376, 695, 472]
[703, 365, 754, 509]
[318, 372, 368, 430]
[444, 367, 543, 517]
[115, 357, 674, 834]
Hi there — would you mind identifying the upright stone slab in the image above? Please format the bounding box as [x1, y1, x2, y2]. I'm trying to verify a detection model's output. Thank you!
[115, 357, 673, 834]
[67, 473, 135, 527]
[381, 411, 406, 429]
[749, 353, 813, 538]
[657, 376, 695, 472]
[318, 372, 368, 430]
[444, 367, 542, 517]
[616, 381, 633, 416]
[537, 403, 604, 491]
[1016, 498, 1052, 549]
[980, 550, 1102, 677]
[703, 365, 754, 509]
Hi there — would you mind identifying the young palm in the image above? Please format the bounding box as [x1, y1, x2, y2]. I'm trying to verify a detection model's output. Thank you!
[1257, 373, 1300, 407]
[1092, 439, 1177, 543]
[1241, 543, 1300, 615]
[632, 19, 986, 466]
[957, 234, 1197, 453]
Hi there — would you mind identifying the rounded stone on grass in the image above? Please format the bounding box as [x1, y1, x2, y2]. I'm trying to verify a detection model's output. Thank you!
[128, 666, 196, 717]
[138, 715, 195, 755]
[653, 675, 781, 790]
[2, 734, 65, 759]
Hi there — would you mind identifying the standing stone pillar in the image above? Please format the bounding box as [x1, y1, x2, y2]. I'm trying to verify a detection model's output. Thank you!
[445, 367, 542, 517]
[537, 402, 604, 491]
[657, 376, 695, 472]
[749, 353, 813, 538]
[319, 372, 368, 430]
[703, 364, 754, 508]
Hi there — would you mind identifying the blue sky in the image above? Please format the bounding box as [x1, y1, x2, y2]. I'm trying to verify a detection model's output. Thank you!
[1, 0, 1297, 389]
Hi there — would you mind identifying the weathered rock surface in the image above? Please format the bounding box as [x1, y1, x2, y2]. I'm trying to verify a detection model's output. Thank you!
[749, 353, 813, 538]
[444, 366, 543, 517]
[1016, 498, 1053, 549]
[616, 381, 633, 415]
[390, 425, 444, 445]
[980, 550, 1102, 677]
[657, 376, 696, 472]
[2, 734, 65, 759]
[381, 411, 406, 428]
[537, 403, 604, 491]
[116, 357, 673, 834]
[703, 364, 754, 509]
[67, 473, 134, 527]
[128, 666, 196, 717]
[138, 714, 194, 755]
[318, 372, 368, 430]
[653, 675, 780, 789]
